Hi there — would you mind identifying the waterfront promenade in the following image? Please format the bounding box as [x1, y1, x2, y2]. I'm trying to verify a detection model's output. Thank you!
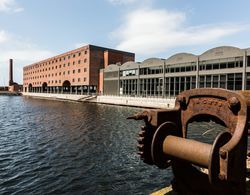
[22, 92, 176, 109]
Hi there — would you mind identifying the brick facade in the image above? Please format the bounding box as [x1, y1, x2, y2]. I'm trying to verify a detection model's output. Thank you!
[23, 44, 134, 93]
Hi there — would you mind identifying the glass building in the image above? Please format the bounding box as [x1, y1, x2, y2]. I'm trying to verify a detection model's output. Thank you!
[101, 46, 250, 97]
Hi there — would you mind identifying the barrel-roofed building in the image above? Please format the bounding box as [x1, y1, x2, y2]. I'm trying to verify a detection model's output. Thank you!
[101, 46, 250, 97]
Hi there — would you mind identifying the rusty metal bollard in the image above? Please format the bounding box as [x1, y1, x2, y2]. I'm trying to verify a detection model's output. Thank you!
[128, 88, 250, 194]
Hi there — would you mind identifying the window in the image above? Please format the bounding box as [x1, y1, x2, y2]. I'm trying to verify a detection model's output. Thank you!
[73, 61, 75, 65]
[73, 54, 75, 58]
[59, 72, 61, 75]
[78, 52, 81, 56]
[68, 62, 70, 66]
[84, 58, 87, 63]
[68, 55, 70, 59]
[63, 71, 65, 75]
[73, 70, 75, 74]
[84, 77, 86, 82]
[63, 64, 66, 67]
[78, 69, 81, 73]
[68, 70, 70, 74]
[84, 50, 87, 54]
[78, 78, 80, 82]
[78, 60, 81, 64]
[59, 65, 61, 68]
[72, 78, 75, 82]
[84, 68, 87, 72]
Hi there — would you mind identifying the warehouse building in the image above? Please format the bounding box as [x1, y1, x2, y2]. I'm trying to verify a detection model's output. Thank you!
[101, 46, 250, 97]
[23, 44, 134, 94]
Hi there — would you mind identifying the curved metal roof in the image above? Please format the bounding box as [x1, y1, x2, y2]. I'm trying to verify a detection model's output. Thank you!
[199, 46, 243, 60]
[120, 61, 139, 70]
[165, 53, 198, 65]
[105, 64, 119, 71]
[141, 58, 165, 67]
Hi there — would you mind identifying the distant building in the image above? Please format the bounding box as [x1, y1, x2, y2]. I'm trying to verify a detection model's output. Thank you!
[101, 46, 250, 97]
[23, 44, 134, 94]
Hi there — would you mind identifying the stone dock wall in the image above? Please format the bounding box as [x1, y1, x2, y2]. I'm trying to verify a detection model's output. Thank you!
[96, 95, 175, 109]
[22, 92, 176, 109]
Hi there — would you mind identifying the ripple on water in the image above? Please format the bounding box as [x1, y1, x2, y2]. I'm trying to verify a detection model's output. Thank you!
[0, 96, 226, 194]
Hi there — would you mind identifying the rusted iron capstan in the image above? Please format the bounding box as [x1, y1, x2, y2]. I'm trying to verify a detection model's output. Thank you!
[128, 88, 249, 194]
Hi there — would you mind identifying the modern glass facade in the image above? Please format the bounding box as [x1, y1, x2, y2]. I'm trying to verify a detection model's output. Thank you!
[102, 46, 250, 97]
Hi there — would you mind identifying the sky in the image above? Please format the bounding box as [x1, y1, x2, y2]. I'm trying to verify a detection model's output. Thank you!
[0, 0, 250, 85]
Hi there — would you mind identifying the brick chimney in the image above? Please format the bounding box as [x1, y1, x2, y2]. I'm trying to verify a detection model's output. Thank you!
[9, 59, 13, 86]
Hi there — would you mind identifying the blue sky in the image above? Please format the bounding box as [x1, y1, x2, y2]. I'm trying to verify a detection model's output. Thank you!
[0, 0, 250, 85]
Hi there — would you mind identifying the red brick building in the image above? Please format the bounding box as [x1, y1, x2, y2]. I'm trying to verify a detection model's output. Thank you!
[23, 44, 134, 94]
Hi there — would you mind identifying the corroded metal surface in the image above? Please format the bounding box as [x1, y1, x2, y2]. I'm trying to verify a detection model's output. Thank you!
[129, 88, 250, 194]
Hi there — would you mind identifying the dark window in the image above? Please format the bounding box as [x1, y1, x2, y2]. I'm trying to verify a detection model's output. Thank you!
[228, 62, 235, 68]
[206, 64, 212, 70]
[220, 63, 226, 69]
[213, 63, 219, 69]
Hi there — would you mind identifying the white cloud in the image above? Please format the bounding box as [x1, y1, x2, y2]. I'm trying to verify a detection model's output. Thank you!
[0, 30, 54, 85]
[0, 30, 9, 43]
[0, 0, 24, 13]
[111, 8, 245, 55]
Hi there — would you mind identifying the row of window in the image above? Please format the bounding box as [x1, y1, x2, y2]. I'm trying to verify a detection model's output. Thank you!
[119, 73, 246, 96]
[24, 68, 87, 80]
[25, 77, 87, 86]
[24, 59, 88, 76]
[24, 50, 88, 71]
[119, 61, 244, 76]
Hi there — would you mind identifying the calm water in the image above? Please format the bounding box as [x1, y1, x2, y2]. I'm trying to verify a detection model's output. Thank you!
[0, 96, 247, 194]
[0, 96, 174, 195]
